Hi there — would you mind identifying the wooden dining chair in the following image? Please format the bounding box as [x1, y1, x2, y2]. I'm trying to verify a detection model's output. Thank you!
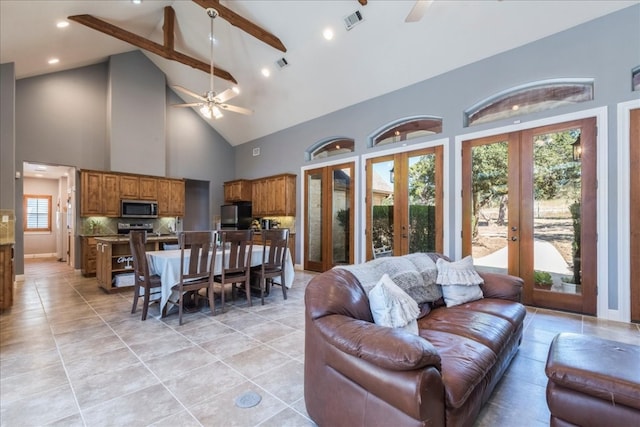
[129, 231, 162, 320]
[170, 230, 217, 325]
[214, 230, 253, 312]
[251, 228, 290, 304]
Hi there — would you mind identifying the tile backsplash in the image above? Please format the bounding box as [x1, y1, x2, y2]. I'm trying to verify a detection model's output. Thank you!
[0, 209, 16, 244]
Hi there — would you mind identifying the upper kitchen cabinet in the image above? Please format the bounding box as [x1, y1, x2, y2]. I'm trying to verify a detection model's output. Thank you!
[252, 173, 296, 216]
[158, 179, 185, 217]
[120, 176, 158, 200]
[81, 171, 120, 217]
[224, 179, 252, 203]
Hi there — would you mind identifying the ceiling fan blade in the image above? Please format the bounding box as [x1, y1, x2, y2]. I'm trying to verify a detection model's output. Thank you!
[214, 88, 239, 104]
[218, 103, 253, 115]
[173, 103, 203, 108]
[173, 85, 207, 102]
[405, 0, 434, 23]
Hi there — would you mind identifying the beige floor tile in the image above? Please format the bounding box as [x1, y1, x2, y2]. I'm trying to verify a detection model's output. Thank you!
[224, 344, 291, 380]
[200, 331, 262, 360]
[0, 363, 70, 404]
[149, 410, 202, 427]
[57, 333, 128, 365]
[63, 346, 140, 382]
[0, 384, 78, 426]
[144, 345, 219, 381]
[259, 407, 316, 427]
[242, 320, 297, 343]
[251, 360, 304, 404]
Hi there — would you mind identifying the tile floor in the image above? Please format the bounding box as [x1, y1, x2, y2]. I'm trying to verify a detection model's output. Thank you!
[1, 258, 639, 426]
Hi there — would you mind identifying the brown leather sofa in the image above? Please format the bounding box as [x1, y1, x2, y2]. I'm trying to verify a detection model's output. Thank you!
[304, 255, 526, 427]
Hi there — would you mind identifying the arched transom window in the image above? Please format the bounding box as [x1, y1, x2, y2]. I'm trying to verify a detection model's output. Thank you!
[307, 137, 355, 161]
[370, 116, 442, 148]
[465, 78, 595, 127]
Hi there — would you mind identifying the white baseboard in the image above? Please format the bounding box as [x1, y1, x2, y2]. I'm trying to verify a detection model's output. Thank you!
[24, 253, 58, 258]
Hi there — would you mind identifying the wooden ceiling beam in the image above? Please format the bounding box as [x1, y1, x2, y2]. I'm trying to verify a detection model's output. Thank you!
[163, 6, 175, 51]
[193, 0, 287, 53]
[68, 12, 237, 84]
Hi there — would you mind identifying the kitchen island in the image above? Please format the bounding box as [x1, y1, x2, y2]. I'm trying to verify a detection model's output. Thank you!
[94, 234, 178, 293]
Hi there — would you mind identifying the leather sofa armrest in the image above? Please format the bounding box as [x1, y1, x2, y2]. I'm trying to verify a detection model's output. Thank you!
[478, 271, 523, 302]
[315, 314, 442, 371]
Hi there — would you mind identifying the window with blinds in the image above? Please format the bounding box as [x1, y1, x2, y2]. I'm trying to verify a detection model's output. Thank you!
[23, 195, 52, 232]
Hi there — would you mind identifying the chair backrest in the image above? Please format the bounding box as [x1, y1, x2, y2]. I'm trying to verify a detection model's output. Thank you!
[261, 228, 289, 269]
[129, 230, 151, 281]
[178, 231, 217, 284]
[219, 230, 253, 277]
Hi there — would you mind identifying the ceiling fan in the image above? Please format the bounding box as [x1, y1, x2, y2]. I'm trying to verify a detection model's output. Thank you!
[172, 8, 252, 119]
[405, 0, 434, 23]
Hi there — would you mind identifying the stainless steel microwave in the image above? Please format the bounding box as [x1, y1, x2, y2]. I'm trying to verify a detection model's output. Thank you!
[121, 200, 158, 218]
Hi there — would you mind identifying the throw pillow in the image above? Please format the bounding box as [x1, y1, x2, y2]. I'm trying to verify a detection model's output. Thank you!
[436, 256, 484, 307]
[404, 253, 442, 302]
[368, 273, 420, 335]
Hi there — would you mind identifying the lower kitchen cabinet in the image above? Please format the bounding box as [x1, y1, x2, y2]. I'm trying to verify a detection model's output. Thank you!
[81, 236, 98, 276]
[0, 244, 14, 310]
[95, 236, 178, 293]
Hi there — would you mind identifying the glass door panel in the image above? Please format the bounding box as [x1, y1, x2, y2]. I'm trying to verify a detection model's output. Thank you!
[407, 151, 440, 253]
[369, 158, 396, 259]
[531, 129, 582, 295]
[332, 167, 352, 265]
[468, 140, 510, 275]
[305, 169, 324, 271]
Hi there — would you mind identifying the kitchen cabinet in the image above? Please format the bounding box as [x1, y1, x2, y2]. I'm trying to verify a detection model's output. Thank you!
[81, 171, 120, 217]
[158, 179, 185, 217]
[252, 232, 296, 265]
[119, 175, 140, 199]
[139, 177, 158, 200]
[224, 180, 252, 203]
[252, 173, 296, 216]
[81, 236, 98, 276]
[95, 236, 178, 293]
[0, 244, 14, 310]
[120, 176, 158, 200]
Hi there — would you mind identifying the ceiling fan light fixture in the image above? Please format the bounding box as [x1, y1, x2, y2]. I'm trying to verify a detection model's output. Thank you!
[232, 87, 240, 94]
[200, 105, 212, 119]
[212, 106, 223, 119]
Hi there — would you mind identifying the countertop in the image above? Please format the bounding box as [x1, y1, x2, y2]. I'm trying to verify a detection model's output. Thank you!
[93, 234, 179, 244]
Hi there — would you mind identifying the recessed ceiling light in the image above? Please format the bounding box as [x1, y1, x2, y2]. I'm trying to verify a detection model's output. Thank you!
[48, 58, 60, 65]
[35, 174, 44, 178]
[323, 28, 334, 41]
[261, 68, 271, 78]
[56, 21, 69, 29]
[131, 0, 142, 5]
[232, 87, 240, 94]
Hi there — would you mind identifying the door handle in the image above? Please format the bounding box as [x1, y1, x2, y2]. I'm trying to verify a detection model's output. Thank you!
[511, 226, 518, 231]
[511, 236, 518, 241]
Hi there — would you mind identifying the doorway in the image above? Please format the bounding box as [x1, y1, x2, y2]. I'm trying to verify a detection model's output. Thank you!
[365, 146, 443, 261]
[304, 162, 355, 272]
[461, 118, 597, 314]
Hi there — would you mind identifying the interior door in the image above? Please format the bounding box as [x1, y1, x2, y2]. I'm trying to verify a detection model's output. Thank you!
[304, 162, 355, 272]
[630, 108, 640, 322]
[462, 118, 597, 314]
[365, 146, 443, 260]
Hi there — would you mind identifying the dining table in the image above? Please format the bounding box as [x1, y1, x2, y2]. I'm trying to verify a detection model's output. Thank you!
[146, 244, 295, 314]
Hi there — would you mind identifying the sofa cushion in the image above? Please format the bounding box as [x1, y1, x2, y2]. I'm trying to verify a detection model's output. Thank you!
[436, 256, 484, 307]
[368, 273, 420, 335]
[419, 329, 497, 409]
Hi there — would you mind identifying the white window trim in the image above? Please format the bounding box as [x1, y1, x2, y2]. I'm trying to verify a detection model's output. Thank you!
[616, 99, 640, 323]
[454, 107, 610, 319]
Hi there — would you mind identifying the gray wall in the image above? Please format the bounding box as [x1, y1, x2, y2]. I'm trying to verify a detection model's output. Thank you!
[109, 52, 166, 177]
[0, 63, 15, 210]
[235, 5, 640, 311]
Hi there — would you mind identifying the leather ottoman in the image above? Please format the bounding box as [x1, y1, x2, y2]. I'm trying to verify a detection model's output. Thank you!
[545, 332, 640, 427]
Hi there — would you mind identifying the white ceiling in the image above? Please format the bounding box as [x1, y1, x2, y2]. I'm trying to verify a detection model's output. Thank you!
[1, 0, 637, 147]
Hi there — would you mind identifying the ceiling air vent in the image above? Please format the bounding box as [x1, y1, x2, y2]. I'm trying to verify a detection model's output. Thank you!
[276, 57, 289, 69]
[344, 10, 364, 30]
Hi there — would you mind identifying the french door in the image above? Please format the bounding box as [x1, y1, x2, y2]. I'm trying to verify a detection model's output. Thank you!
[462, 118, 597, 314]
[304, 162, 355, 272]
[631, 108, 640, 322]
[365, 146, 443, 260]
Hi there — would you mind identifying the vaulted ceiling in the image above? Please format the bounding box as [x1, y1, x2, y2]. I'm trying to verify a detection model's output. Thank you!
[1, 0, 636, 146]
